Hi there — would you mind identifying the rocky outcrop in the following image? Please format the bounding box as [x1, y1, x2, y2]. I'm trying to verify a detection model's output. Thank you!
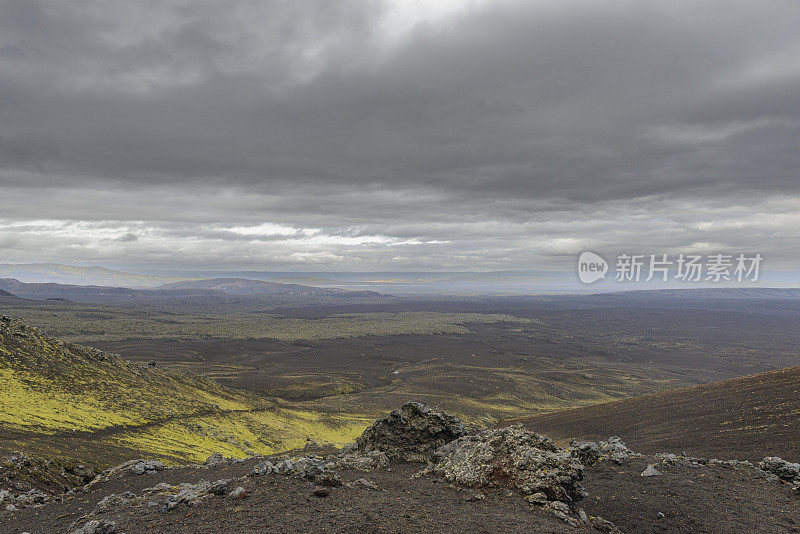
[569, 436, 641, 465]
[336, 450, 389, 471]
[348, 402, 466, 462]
[427, 424, 586, 504]
[252, 455, 332, 478]
[759, 457, 800, 485]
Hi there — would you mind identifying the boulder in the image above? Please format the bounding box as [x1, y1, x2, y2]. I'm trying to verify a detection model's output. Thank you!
[759, 457, 800, 483]
[204, 453, 225, 466]
[351, 402, 466, 462]
[641, 465, 662, 477]
[428, 424, 586, 504]
[129, 459, 165, 476]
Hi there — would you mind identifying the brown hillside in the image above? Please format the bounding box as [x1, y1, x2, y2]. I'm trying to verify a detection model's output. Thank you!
[514, 365, 800, 461]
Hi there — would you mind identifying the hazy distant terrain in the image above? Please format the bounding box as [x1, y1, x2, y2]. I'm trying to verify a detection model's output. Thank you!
[0, 264, 196, 288]
[3, 278, 800, 533]
[4, 286, 800, 438]
[0, 276, 391, 307]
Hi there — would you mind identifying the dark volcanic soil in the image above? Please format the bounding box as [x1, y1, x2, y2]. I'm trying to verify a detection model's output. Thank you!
[3, 458, 576, 534]
[581, 457, 799, 534]
[4, 451, 799, 533]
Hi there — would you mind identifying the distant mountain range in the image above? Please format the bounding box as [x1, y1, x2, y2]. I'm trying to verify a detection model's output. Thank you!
[598, 287, 800, 300]
[0, 277, 385, 301]
[0, 278, 209, 300]
[156, 278, 382, 297]
[0, 263, 196, 288]
[2, 263, 798, 296]
[0, 289, 14, 297]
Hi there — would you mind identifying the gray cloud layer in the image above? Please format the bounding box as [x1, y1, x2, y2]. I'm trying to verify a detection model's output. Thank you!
[1, 0, 799, 270]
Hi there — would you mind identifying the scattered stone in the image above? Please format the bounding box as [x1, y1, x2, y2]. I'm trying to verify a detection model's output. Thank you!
[208, 479, 230, 496]
[466, 492, 486, 502]
[228, 486, 247, 500]
[13, 488, 49, 506]
[641, 465, 662, 477]
[163, 481, 213, 511]
[141, 482, 172, 495]
[6, 503, 17, 512]
[346, 478, 378, 490]
[570, 436, 641, 466]
[337, 450, 389, 471]
[251, 456, 329, 478]
[129, 459, 165, 476]
[69, 519, 118, 534]
[313, 486, 330, 497]
[314, 472, 343, 487]
[94, 492, 135, 514]
[569, 440, 602, 466]
[603, 437, 640, 464]
[349, 402, 466, 462]
[252, 460, 274, 475]
[657, 512, 666, 519]
[204, 453, 225, 466]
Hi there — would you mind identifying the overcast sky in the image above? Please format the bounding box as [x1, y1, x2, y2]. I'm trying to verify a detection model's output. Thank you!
[1, 0, 798, 272]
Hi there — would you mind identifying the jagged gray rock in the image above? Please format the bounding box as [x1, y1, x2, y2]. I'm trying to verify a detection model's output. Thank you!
[314, 472, 343, 487]
[350, 402, 466, 462]
[95, 492, 136, 514]
[570, 436, 641, 465]
[759, 457, 800, 484]
[129, 459, 165, 476]
[251, 455, 335, 478]
[69, 519, 119, 534]
[569, 440, 601, 465]
[427, 424, 586, 504]
[164, 481, 212, 510]
[641, 465, 662, 477]
[204, 453, 225, 466]
[336, 450, 389, 471]
[208, 479, 230, 496]
[252, 460, 274, 475]
[228, 486, 247, 499]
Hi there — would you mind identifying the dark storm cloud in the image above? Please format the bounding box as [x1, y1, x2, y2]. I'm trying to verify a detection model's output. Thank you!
[1, 0, 799, 269]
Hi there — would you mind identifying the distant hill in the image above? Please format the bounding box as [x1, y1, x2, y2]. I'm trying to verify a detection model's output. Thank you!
[157, 277, 384, 297]
[0, 263, 196, 288]
[0, 278, 218, 300]
[595, 287, 800, 300]
[0, 289, 14, 297]
[514, 365, 800, 460]
[0, 277, 386, 302]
